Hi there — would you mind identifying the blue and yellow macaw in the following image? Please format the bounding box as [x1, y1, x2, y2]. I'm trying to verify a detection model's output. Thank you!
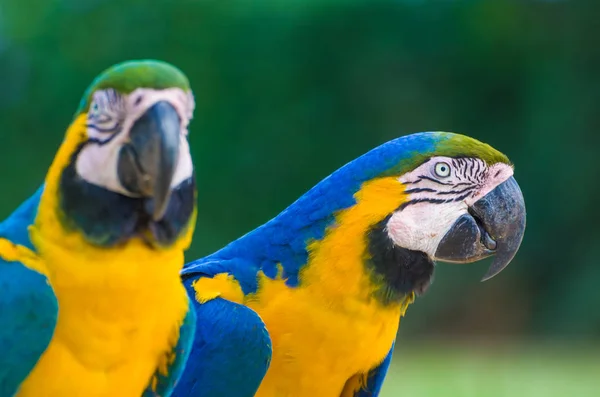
[0, 60, 198, 397]
[174, 132, 526, 397]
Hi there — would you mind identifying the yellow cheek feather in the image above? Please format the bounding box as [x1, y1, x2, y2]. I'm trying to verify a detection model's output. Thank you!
[194, 177, 416, 397]
[16, 115, 193, 397]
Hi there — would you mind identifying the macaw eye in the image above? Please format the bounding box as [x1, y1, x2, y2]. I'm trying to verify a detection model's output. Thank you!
[434, 162, 451, 178]
[87, 89, 125, 136]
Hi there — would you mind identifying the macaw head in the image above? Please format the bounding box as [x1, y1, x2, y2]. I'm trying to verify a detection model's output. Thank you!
[349, 132, 526, 300]
[37, 60, 197, 249]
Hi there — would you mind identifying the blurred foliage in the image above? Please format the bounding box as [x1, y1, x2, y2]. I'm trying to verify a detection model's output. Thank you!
[1, 0, 598, 340]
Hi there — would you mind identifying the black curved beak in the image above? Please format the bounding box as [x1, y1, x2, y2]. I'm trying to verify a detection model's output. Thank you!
[434, 176, 526, 281]
[117, 100, 181, 221]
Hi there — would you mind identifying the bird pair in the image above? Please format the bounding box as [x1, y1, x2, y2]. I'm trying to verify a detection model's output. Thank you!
[0, 60, 526, 397]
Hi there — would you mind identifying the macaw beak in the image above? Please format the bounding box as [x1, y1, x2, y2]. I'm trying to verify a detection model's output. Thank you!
[434, 176, 526, 281]
[117, 100, 181, 221]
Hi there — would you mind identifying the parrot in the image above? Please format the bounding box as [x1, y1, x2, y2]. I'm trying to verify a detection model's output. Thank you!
[0, 60, 198, 397]
[173, 132, 526, 397]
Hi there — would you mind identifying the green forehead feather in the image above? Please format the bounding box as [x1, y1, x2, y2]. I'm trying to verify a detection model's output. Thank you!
[76, 59, 190, 115]
[380, 131, 511, 178]
[434, 132, 510, 165]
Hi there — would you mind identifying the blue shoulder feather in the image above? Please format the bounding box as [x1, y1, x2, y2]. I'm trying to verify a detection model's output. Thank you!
[183, 133, 439, 295]
[0, 186, 58, 396]
[173, 261, 272, 397]
[175, 134, 442, 396]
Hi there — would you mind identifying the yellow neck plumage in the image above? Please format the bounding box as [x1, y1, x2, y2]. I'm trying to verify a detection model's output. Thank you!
[15, 114, 193, 396]
[31, 114, 193, 303]
[301, 176, 414, 310]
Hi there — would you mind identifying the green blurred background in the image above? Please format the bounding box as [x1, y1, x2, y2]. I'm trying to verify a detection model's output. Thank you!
[1, 0, 598, 395]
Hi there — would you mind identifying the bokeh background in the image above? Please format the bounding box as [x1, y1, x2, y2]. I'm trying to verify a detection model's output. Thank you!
[1, 0, 598, 395]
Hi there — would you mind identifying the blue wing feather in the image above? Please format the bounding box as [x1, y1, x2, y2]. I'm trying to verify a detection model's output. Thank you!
[143, 300, 197, 397]
[172, 261, 272, 397]
[170, 133, 446, 396]
[353, 343, 395, 397]
[0, 186, 58, 396]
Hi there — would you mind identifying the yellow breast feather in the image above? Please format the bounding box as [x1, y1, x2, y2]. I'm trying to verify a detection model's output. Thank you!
[16, 115, 191, 397]
[193, 177, 415, 396]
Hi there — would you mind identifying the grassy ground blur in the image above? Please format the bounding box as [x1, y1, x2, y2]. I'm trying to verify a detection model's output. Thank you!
[381, 342, 600, 397]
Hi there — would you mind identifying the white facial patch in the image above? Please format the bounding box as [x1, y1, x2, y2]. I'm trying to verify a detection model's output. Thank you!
[75, 87, 195, 196]
[387, 200, 467, 258]
[385, 156, 513, 257]
[465, 162, 513, 205]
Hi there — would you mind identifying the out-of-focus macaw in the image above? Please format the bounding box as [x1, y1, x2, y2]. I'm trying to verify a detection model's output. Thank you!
[0, 60, 198, 397]
[174, 132, 526, 397]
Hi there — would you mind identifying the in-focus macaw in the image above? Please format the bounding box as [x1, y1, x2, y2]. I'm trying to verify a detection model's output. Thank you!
[174, 132, 526, 397]
[0, 60, 198, 397]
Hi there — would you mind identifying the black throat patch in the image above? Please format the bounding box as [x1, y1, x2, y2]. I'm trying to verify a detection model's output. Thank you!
[366, 214, 435, 305]
[58, 143, 196, 247]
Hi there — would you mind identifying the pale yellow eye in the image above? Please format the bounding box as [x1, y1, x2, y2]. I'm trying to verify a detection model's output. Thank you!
[434, 162, 451, 178]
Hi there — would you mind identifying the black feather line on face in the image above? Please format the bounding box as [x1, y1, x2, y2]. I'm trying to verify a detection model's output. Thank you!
[86, 129, 123, 146]
[416, 175, 453, 186]
[404, 187, 437, 194]
[86, 122, 122, 134]
[435, 186, 477, 196]
[467, 159, 475, 178]
[398, 197, 446, 211]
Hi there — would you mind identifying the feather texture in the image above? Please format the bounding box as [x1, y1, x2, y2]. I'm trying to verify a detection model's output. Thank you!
[0, 186, 57, 397]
